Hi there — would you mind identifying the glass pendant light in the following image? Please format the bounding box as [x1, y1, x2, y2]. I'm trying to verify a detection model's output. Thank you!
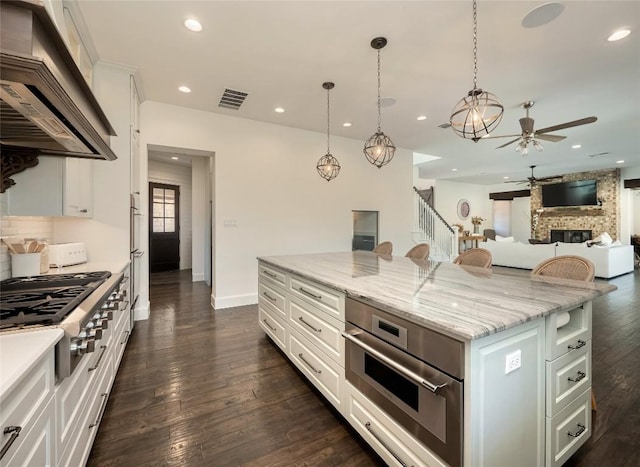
[450, 0, 504, 141]
[316, 82, 340, 181]
[363, 37, 395, 168]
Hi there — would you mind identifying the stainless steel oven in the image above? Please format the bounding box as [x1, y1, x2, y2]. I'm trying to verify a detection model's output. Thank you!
[343, 297, 464, 467]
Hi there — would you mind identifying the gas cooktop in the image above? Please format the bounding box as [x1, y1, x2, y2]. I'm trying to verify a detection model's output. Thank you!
[0, 271, 111, 329]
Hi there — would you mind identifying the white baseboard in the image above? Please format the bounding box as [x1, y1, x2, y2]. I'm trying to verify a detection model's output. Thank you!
[212, 293, 257, 310]
[192, 272, 205, 282]
[134, 300, 150, 321]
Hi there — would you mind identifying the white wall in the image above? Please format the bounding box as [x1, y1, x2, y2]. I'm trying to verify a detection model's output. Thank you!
[433, 180, 493, 233]
[191, 157, 208, 282]
[511, 197, 532, 243]
[148, 160, 193, 271]
[620, 165, 640, 243]
[634, 191, 640, 235]
[140, 101, 414, 309]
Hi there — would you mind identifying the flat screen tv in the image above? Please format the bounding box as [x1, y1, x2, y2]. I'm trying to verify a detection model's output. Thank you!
[541, 179, 598, 207]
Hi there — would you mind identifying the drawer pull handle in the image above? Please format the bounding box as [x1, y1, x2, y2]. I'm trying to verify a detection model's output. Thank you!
[298, 286, 322, 300]
[262, 270, 277, 279]
[298, 353, 321, 374]
[567, 340, 586, 351]
[567, 423, 586, 438]
[262, 319, 276, 332]
[263, 291, 277, 302]
[298, 316, 322, 333]
[88, 345, 108, 372]
[120, 330, 131, 346]
[89, 393, 109, 429]
[568, 371, 586, 383]
[0, 426, 22, 460]
[364, 422, 410, 467]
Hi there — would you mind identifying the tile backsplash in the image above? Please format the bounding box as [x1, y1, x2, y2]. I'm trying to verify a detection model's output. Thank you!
[1, 197, 53, 280]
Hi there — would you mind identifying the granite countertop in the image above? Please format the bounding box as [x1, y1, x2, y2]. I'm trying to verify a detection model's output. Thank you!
[258, 251, 617, 341]
[0, 328, 63, 398]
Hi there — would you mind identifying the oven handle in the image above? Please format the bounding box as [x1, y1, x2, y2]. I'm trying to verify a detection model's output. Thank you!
[342, 330, 448, 395]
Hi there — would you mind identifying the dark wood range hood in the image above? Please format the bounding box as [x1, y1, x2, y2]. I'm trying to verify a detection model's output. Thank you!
[0, 0, 117, 192]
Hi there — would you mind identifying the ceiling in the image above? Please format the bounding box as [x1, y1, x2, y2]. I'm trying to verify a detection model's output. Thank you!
[74, 1, 640, 185]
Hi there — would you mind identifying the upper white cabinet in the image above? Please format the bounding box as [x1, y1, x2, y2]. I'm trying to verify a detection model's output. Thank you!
[6, 156, 93, 217]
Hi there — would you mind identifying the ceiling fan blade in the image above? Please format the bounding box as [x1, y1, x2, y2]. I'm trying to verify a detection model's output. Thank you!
[481, 134, 521, 140]
[536, 116, 597, 134]
[535, 134, 566, 142]
[496, 137, 521, 149]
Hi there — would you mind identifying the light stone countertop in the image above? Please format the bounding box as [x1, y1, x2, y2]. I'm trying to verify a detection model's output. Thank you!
[258, 251, 617, 341]
[43, 259, 130, 275]
[0, 328, 63, 399]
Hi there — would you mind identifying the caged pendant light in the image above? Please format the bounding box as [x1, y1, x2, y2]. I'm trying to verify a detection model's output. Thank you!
[450, 0, 504, 142]
[316, 82, 341, 181]
[363, 37, 395, 168]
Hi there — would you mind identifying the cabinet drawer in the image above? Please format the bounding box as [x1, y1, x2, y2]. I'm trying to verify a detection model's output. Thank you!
[290, 275, 344, 321]
[546, 341, 591, 417]
[1, 394, 55, 467]
[347, 383, 446, 467]
[289, 297, 344, 366]
[288, 330, 342, 410]
[546, 302, 592, 361]
[546, 388, 591, 467]
[258, 263, 287, 289]
[0, 353, 54, 465]
[258, 281, 286, 318]
[259, 305, 287, 353]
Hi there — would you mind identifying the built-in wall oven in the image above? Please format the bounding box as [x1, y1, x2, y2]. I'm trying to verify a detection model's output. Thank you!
[343, 297, 464, 467]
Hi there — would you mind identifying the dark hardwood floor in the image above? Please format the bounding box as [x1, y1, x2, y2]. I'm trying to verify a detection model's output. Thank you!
[88, 267, 640, 467]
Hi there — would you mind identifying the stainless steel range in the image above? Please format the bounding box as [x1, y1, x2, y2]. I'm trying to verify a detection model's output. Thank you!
[0, 271, 125, 380]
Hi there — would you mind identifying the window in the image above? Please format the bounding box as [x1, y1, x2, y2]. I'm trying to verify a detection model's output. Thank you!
[152, 187, 177, 233]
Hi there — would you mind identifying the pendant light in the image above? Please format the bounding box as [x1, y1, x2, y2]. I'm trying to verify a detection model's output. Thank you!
[363, 37, 395, 168]
[450, 0, 504, 142]
[316, 82, 340, 182]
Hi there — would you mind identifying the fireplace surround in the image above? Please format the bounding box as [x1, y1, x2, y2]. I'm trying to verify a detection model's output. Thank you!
[550, 229, 592, 243]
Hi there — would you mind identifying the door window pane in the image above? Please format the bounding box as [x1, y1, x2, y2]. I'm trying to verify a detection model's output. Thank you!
[164, 190, 175, 204]
[153, 188, 164, 203]
[164, 204, 175, 218]
[165, 219, 175, 233]
[153, 202, 164, 217]
[153, 218, 164, 233]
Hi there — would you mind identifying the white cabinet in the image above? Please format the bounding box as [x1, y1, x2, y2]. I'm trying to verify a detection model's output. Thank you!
[0, 351, 56, 467]
[6, 156, 93, 217]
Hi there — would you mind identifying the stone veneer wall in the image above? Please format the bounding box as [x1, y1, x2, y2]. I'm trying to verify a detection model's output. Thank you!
[531, 168, 619, 241]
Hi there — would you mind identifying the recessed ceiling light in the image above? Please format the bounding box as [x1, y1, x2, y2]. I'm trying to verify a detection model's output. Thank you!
[343, 122, 352, 127]
[184, 19, 202, 32]
[451, 168, 458, 172]
[617, 160, 625, 164]
[480, 172, 486, 175]
[522, 2, 565, 28]
[608, 29, 631, 42]
[380, 97, 396, 108]
[417, 115, 427, 121]
[503, 176, 509, 180]
[178, 86, 191, 93]
[572, 144, 582, 149]
[274, 107, 284, 113]
[171, 156, 179, 160]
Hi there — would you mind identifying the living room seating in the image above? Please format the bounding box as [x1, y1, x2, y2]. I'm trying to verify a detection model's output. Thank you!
[482, 238, 634, 278]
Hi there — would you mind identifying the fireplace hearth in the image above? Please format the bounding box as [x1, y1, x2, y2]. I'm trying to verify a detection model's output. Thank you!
[550, 229, 592, 243]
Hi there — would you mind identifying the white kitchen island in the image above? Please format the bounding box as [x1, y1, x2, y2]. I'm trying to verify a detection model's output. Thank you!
[256, 251, 616, 467]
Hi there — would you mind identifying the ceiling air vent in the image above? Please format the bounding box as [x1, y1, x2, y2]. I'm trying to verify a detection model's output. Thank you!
[587, 152, 610, 158]
[218, 88, 248, 110]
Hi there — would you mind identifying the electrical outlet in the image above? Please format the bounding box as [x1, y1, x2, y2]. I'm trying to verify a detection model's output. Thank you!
[505, 350, 521, 374]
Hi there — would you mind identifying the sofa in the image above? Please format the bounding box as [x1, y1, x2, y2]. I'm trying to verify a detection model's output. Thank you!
[482, 238, 635, 279]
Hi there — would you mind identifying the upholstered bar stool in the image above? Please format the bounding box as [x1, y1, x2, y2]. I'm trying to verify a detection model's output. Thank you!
[405, 243, 430, 260]
[453, 248, 492, 268]
[373, 241, 393, 255]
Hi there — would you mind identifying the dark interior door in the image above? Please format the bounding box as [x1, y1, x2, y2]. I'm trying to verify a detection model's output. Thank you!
[149, 182, 180, 272]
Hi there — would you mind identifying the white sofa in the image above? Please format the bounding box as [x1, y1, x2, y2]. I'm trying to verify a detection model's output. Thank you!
[482, 238, 635, 279]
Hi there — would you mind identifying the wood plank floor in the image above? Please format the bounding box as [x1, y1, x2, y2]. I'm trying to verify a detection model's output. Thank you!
[88, 267, 640, 466]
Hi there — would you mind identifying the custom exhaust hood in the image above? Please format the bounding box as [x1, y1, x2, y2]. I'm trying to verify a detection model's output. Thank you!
[1, 0, 117, 192]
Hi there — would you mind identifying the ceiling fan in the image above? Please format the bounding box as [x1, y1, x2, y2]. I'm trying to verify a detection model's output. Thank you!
[506, 165, 562, 186]
[484, 101, 597, 154]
